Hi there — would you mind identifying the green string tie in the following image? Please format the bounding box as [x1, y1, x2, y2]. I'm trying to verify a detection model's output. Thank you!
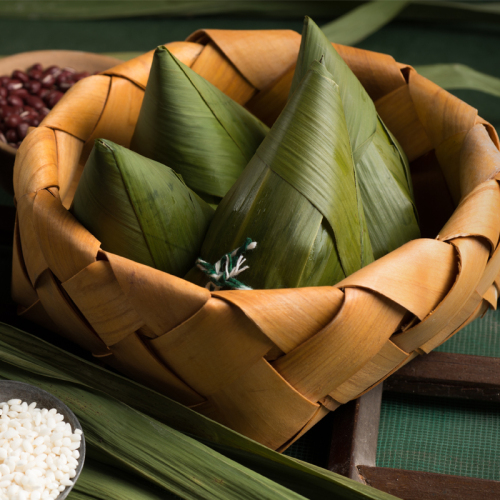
[196, 238, 257, 291]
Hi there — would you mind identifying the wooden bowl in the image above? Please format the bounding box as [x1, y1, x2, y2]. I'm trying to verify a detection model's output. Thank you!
[0, 50, 122, 194]
[11, 31, 500, 451]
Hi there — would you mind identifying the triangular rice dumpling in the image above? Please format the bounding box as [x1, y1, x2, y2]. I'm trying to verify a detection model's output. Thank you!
[71, 139, 214, 277]
[292, 17, 420, 259]
[130, 46, 269, 205]
[190, 59, 372, 290]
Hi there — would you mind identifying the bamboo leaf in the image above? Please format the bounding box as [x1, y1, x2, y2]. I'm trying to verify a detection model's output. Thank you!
[321, 1, 409, 45]
[130, 46, 269, 204]
[292, 17, 419, 260]
[69, 460, 167, 500]
[415, 63, 500, 99]
[71, 139, 214, 277]
[195, 58, 371, 290]
[0, 323, 400, 500]
[0, 1, 500, 23]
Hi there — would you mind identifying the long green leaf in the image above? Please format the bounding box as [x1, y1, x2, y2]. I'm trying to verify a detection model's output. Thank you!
[0, 365, 306, 500]
[292, 17, 419, 260]
[130, 46, 268, 204]
[0, 323, 399, 500]
[69, 460, 167, 500]
[71, 139, 214, 277]
[415, 63, 500, 99]
[196, 58, 369, 289]
[0, 1, 500, 22]
[321, 0, 409, 45]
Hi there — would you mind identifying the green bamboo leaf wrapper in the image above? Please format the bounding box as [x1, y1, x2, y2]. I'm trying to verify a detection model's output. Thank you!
[130, 45, 269, 204]
[194, 59, 372, 290]
[71, 139, 214, 277]
[292, 17, 420, 260]
[0, 322, 399, 500]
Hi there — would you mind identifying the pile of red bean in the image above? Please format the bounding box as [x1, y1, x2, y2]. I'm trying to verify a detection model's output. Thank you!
[0, 64, 90, 149]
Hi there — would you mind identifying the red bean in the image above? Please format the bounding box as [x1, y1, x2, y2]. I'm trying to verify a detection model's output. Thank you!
[58, 81, 74, 92]
[36, 87, 51, 100]
[11, 70, 29, 83]
[5, 113, 22, 129]
[47, 91, 64, 108]
[29, 63, 43, 71]
[9, 88, 30, 100]
[20, 110, 35, 121]
[6, 80, 23, 91]
[56, 71, 72, 84]
[5, 129, 17, 143]
[24, 80, 42, 95]
[25, 95, 45, 110]
[41, 74, 56, 88]
[0, 106, 14, 118]
[17, 122, 29, 140]
[27, 68, 43, 81]
[7, 95, 24, 107]
[43, 65, 61, 77]
[28, 116, 40, 127]
[0, 62, 87, 145]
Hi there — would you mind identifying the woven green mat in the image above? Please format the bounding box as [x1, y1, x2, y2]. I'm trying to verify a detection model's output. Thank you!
[435, 308, 500, 358]
[377, 393, 500, 480]
[377, 309, 500, 479]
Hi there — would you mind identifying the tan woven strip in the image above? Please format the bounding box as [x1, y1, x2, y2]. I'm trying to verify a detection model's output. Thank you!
[420, 288, 484, 353]
[337, 238, 456, 321]
[333, 43, 406, 101]
[32, 189, 100, 283]
[273, 287, 406, 402]
[196, 358, 319, 450]
[408, 70, 478, 148]
[375, 85, 433, 162]
[36, 269, 109, 354]
[41, 75, 111, 142]
[63, 260, 144, 347]
[14, 127, 58, 197]
[392, 237, 489, 352]
[214, 287, 344, 353]
[149, 297, 274, 396]
[54, 130, 84, 205]
[103, 42, 204, 89]
[459, 124, 500, 198]
[244, 63, 295, 128]
[438, 180, 500, 250]
[11, 219, 38, 309]
[107, 333, 205, 407]
[16, 192, 48, 287]
[330, 340, 409, 404]
[104, 251, 210, 336]
[191, 42, 256, 105]
[187, 29, 301, 91]
[482, 284, 498, 310]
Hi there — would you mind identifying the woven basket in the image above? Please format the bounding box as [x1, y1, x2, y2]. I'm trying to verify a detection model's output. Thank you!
[12, 30, 500, 451]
